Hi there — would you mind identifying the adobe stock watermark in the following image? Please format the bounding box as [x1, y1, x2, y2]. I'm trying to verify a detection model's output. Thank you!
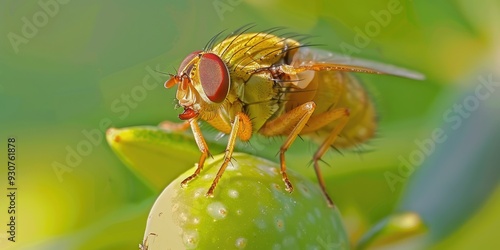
[249, 1, 401, 153]
[384, 74, 500, 192]
[334, 0, 404, 64]
[213, 0, 244, 21]
[7, 0, 70, 54]
[51, 65, 164, 182]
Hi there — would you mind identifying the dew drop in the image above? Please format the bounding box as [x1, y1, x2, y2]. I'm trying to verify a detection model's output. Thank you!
[235, 237, 247, 249]
[179, 212, 188, 222]
[228, 189, 239, 199]
[192, 217, 200, 224]
[207, 202, 228, 220]
[182, 230, 199, 248]
[275, 217, 285, 232]
[256, 164, 278, 176]
[193, 188, 205, 199]
[203, 173, 215, 180]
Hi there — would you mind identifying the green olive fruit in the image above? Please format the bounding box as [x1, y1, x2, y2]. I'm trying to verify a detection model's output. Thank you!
[142, 153, 349, 249]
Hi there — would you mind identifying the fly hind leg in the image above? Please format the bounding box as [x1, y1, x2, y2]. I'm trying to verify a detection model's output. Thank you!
[305, 107, 350, 207]
[259, 101, 317, 193]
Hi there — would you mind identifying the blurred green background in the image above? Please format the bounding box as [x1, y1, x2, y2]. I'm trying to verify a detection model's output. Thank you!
[1, 0, 499, 249]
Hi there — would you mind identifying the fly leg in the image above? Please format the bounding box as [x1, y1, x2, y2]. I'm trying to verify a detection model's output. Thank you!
[206, 112, 252, 196]
[180, 118, 210, 187]
[304, 108, 351, 207]
[259, 102, 316, 193]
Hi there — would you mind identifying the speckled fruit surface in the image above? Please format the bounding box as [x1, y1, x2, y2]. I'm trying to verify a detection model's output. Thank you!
[142, 153, 349, 249]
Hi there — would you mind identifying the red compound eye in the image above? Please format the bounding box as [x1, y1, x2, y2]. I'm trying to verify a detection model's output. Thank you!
[198, 53, 230, 103]
[179, 50, 201, 74]
[166, 51, 201, 88]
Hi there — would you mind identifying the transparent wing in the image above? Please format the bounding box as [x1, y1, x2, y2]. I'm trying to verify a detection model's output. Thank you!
[291, 47, 425, 80]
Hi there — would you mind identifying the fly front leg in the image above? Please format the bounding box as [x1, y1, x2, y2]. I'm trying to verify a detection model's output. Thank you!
[206, 112, 251, 197]
[308, 108, 351, 207]
[259, 102, 316, 193]
[180, 118, 210, 187]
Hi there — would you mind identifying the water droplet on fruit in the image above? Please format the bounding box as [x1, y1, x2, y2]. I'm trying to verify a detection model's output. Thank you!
[228, 189, 239, 199]
[275, 217, 285, 232]
[256, 164, 278, 176]
[193, 188, 205, 199]
[179, 212, 188, 222]
[235, 237, 247, 249]
[203, 173, 215, 180]
[192, 217, 200, 224]
[183, 230, 199, 248]
[207, 202, 227, 220]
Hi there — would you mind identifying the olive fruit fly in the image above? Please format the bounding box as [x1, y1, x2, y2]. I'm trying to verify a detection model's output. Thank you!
[164, 26, 424, 207]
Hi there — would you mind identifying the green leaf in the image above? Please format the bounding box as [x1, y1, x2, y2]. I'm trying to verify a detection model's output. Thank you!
[106, 126, 224, 191]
